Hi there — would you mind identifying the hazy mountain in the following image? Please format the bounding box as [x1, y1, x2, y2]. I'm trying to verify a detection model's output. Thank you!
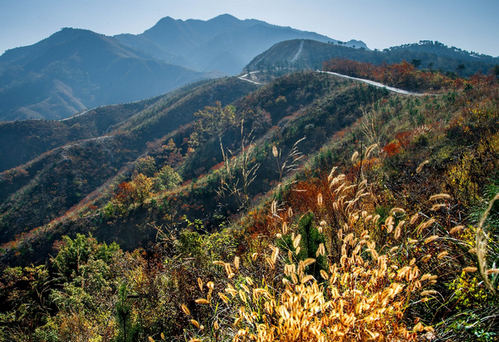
[0, 28, 209, 121]
[114, 14, 368, 75]
[245, 39, 498, 76]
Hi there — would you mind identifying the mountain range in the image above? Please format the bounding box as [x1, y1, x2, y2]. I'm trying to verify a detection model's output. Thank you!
[0, 14, 365, 121]
[114, 13, 366, 74]
[2, 14, 498, 122]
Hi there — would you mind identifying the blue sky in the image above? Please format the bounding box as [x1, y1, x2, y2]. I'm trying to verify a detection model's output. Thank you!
[1, 0, 498, 56]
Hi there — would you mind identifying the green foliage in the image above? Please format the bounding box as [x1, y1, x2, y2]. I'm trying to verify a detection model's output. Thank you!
[296, 213, 327, 277]
[153, 165, 182, 191]
[135, 156, 157, 177]
[115, 283, 141, 342]
[52, 234, 119, 280]
[277, 213, 327, 279]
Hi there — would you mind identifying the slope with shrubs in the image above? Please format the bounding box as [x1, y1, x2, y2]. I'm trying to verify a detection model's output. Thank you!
[0, 71, 390, 266]
[0, 77, 256, 246]
[0, 63, 497, 341]
[0, 99, 157, 172]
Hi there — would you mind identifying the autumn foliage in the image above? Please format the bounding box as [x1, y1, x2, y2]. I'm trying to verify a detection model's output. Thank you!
[323, 58, 460, 92]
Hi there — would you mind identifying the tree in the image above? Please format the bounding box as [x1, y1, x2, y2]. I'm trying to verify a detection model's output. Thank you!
[134, 156, 157, 177]
[153, 165, 182, 191]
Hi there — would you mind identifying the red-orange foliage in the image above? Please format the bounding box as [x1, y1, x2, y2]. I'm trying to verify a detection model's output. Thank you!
[115, 181, 135, 205]
[323, 58, 461, 92]
[383, 141, 402, 156]
[395, 131, 413, 148]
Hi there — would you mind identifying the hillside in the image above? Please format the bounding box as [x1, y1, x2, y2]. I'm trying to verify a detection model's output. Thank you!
[0, 28, 209, 121]
[246, 39, 499, 77]
[0, 77, 256, 245]
[0, 64, 497, 341]
[114, 14, 367, 75]
[0, 99, 158, 172]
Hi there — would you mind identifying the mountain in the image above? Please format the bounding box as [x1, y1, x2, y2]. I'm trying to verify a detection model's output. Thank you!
[0, 77, 256, 245]
[0, 61, 497, 341]
[0, 28, 209, 121]
[245, 39, 499, 76]
[114, 14, 367, 75]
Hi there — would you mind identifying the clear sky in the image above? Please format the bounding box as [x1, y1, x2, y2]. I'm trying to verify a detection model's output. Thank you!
[1, 0, 498, 56]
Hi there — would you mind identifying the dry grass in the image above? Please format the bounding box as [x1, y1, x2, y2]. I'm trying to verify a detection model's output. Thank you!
[183, 156, 441, 341]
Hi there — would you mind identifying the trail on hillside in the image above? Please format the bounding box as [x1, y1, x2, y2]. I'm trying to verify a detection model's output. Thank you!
[318, 70, 429, 96]
[238, 71, 263, 85]
[290, 40, 304, 63]
[239, 69, 433, 96]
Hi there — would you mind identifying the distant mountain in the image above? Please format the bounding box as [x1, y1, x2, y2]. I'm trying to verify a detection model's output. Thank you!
[245, 39, 498, 76]
[114, 14, 367, 75]
[0, 28, 209, 121]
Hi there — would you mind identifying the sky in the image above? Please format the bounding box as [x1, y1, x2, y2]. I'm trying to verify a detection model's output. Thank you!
[1, 0, 498, 56]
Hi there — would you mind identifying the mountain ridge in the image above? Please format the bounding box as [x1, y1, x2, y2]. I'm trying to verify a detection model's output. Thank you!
[245, 38, 499, 77]
[0, 28, 209, 121]
[114, 14, 367, 74]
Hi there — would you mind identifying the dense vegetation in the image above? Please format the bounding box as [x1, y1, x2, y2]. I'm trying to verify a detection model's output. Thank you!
[0, 77, 255, 247]
[0, 62, 497, 341]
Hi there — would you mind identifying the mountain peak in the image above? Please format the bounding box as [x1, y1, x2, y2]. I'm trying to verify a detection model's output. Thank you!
[209, 13, 240, 22]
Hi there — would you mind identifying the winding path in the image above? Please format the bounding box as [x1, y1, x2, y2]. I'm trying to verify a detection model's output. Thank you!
[318, 70, 428, 96]
[238, 71, 263, 85]
[239, 69, 433, 96]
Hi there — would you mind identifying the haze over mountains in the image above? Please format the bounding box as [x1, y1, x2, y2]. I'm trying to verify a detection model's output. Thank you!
[0, 13, 497, 122]
[114, 13, 366, 74]
[0, 28, 208, 121]
[0, 14, 365, 121]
